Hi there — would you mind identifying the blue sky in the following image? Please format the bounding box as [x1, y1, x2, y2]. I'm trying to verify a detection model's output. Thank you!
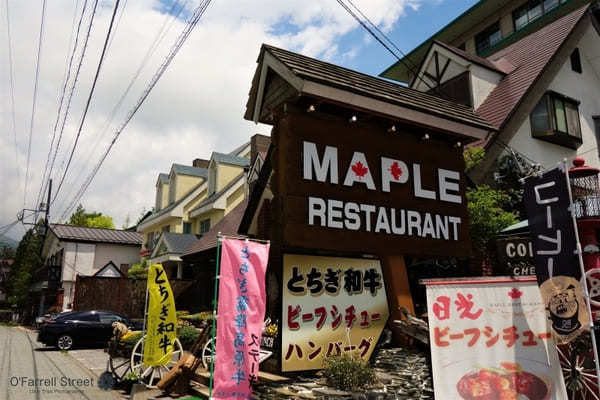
[331, 0, 480, 76]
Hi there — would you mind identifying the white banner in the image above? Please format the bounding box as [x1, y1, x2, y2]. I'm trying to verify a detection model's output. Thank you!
[426, 279, 567, 400]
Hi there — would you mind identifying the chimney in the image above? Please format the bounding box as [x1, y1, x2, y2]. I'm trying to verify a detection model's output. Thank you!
[250, 134, 271, 166]
[192, 158, 209, 168]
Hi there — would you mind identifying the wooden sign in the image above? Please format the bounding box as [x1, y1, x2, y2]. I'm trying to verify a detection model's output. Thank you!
[273, 111, 471, 257]
[495, 237, 536, 276]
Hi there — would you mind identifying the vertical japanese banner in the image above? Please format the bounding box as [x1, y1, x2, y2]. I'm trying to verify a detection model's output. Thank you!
[213, 238, 269, 400]
[144, 264, 177, 366]
[426, 279, 567, 400]
[281, 254, 389, 372]
[523, 167, 589, 343]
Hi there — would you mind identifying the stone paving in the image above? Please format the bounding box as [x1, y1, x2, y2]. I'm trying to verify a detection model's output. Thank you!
[253, 347, 434, 400]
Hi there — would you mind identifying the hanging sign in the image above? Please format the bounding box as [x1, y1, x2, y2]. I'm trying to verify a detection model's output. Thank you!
[275, 112, 470, 257]
[426, 278, 567, 400]
[281, 254, 389, 372]
[213, 238, 270, 400]
[495, 237, 536, 276]
[144, 264, 177, 366]
[523, 167, 589, 343]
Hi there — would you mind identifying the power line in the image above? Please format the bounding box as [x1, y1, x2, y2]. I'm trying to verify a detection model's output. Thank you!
[23, 0, 48, 210]
[35, 0, 82, 218]
[53, 0, 122, 204]
[59, 0, 213, 221]
[334, 0, 436, 92]
[48, 0, 98, 206]
[62, 0, 188, 205]
[4, 0, 20, 190]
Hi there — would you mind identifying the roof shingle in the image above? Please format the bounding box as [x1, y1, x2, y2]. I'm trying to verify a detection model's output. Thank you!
[172, 164, 208, 178]
[476, 5, 589, 130]
[257, 44, 496, 131]
[50, 224, 142, 245]
[182, 200, 248, 257]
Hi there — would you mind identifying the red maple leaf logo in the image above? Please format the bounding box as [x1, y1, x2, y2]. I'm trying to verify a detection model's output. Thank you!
[508, 288, 523, 299]
[352, 161, 368, 178]
[389, 162, 403, 181]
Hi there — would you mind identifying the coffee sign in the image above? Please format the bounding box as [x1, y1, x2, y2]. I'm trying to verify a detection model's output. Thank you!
[495, 237, 536, 276]
[274, 112, 471, 257]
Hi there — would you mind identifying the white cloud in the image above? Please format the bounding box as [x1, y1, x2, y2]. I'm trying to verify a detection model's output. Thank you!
[0, 0, 423, 238]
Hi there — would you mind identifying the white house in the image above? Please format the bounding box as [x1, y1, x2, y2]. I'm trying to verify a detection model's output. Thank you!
[383, 2, 600, 180]
[32, 224, 142, 314]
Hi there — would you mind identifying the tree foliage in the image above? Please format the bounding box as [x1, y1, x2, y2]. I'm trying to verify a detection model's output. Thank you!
[128, 260, 148, 279]
[466, 185, 518, 252]
[5, 228, 43, 308]
[463, 148, 521, 263]
[68, 204, 115, 229]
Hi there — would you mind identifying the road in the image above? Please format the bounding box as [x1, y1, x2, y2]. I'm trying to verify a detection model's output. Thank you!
[0, 325, 120, 400]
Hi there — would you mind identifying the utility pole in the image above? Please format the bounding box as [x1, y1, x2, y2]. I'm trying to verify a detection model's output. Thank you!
[44, 179, 52, 234]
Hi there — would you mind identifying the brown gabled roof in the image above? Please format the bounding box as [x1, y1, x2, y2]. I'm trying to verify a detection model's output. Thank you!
[476, 5, 590, 131]
[50, 224, 142, 245]
[245, 44, 496, 133]
[182, 200, 248, 257]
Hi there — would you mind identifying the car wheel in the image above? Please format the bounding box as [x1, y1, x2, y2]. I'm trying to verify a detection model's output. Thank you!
[57, 334, 73, 350]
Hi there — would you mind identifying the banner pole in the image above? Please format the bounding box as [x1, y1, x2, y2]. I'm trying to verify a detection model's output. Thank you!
[564, 161, 600, 389]
[140, 271, 150, 366]
[209, 234, 222, 399]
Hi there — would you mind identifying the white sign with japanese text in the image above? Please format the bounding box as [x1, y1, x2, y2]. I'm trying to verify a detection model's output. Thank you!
[426, 279, 567, 399]
[282, 254, 389, 372]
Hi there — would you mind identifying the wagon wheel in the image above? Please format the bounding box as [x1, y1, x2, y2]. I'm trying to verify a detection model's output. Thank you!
[106, 339, 132, 383]
[557, 333, 600, 400]
[202, 337, 216, 370]
[130, 335, 184, 388]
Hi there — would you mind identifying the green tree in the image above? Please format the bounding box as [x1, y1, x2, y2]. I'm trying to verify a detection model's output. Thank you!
[5, 227, 43, 309]
[464, 147, 520, 273]
[128, 260, 148, 279]
[68, 204, 115, 229]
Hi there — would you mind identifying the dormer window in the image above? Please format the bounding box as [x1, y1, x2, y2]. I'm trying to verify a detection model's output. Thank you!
[530, 91, 582, 149]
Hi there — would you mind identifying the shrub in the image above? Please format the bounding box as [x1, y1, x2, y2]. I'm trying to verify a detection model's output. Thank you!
[322, 353, 377, 391]
[177, 326, 200, 350]
[128, 261, 148, 279]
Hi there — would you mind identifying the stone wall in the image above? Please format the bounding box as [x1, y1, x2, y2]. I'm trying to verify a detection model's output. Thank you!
[72, 276, 193, 318]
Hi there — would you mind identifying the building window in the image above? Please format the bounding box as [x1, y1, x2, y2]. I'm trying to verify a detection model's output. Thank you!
[570, 48, 582, 73]
[513, 0, 567, 31]
[475, 22, 501, 55]
[199, 219, 211, 234]
[183, 222, 192, 234]
[530, 91, 582, 149]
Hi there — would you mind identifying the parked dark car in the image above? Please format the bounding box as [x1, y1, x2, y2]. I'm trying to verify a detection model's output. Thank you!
[37, 310, 142, 350]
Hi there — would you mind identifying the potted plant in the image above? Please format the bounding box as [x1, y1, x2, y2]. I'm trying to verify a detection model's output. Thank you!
[122, 371, 139, 393]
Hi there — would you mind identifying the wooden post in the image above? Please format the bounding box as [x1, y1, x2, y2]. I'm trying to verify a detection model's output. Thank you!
[381, 255, 415, 343]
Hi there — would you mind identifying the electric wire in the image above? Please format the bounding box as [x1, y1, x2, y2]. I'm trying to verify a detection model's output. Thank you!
[23, 0, 48, 210]
[49, 0, 98, 205]
[52, 0, 122, 205]
[61, 0, 188, 208]
[34, 0, 82, 218]
[4, 0, 20, 190]
[58, 0, 212, 221]
[335, 0, 437, 93]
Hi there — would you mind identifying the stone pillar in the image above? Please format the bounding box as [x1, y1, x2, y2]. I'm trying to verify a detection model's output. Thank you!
[177, 262, 183, 280]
